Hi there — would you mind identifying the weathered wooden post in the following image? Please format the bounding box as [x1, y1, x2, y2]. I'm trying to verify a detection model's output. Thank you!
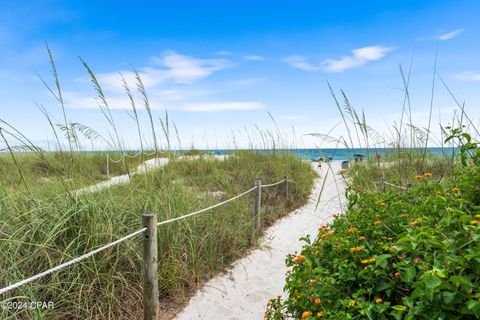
[283, 175, 289, 198]
[253, 180, 262, 235]
[143, 212, 159, 320]
[106, 156, 110, 177]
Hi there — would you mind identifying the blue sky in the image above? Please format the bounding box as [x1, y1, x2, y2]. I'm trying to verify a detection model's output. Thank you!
[1, 0, 479, 149]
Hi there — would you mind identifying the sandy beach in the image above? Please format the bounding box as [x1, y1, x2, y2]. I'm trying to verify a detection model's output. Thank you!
[175, 161, 347, 320]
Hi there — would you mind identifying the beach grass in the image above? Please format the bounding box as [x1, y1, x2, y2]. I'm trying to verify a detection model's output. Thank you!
[0, 150, 315, 319]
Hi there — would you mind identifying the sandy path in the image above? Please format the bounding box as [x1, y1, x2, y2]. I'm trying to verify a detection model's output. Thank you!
[74, 155, 230, 195]
[176, 161, 347, 320]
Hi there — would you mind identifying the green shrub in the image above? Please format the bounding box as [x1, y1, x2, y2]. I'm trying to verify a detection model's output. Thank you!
[266, 168, 480, 319]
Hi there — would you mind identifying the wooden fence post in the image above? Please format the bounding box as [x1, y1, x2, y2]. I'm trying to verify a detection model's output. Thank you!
[283, 175, 289, 198]
[253, 180, 262, 235]
[143, 212, 159, 320]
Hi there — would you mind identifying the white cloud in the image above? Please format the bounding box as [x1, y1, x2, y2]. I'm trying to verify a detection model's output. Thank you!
[61, 91, 163, 109]
[322, 45, 394, 72]
[454, 71, 480, 81]
[182, 102, 265, 112]
[438, 29, 464, 41]
[243, 55, 264, 61]
[94, 51, 230, 91]
[62, 90, 264, 113]
[283, 46, 394, 73]
[150, 51, 229, 83]
[283, 55, 321, 72]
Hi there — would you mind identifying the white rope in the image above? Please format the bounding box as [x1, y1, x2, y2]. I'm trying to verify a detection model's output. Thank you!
[157, 186, 258, 226]
[0, 227, 146, 296]
[261, 179, 286, 188]
[107, 151, 158, 163]
[0, 178, 286, 296]
[383, 181, 409, 190]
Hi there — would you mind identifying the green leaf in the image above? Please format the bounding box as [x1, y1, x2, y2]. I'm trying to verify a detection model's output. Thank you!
[392, 305, 407, 311]
[442, 291, 456, 304]
[404, 266, 416, 282]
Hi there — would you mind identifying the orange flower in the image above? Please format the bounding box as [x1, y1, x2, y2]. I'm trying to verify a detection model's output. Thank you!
[310, 279, 317, 285]
[435, 191, 442, 196]
[361, 258, 376, 264]
[348, 227, 358, 234]
[415, 175, 422, 180]
[395, 272, 401, 278]
[316, 311, 325, 318]
[375, 214, 381, 219]
[374, 220, 382, 225]
[314, 298, 321, 305]
[350, 246, 362, 253]
[474, 214, 480, 219]
[471, 220, 479, 225]
[376, 200, 386, 206]
[348, 300, 356, 307]
[318, 225, 328, 231]
[359, 236, 366, 241]
[286, 269, 291, 274]
[301, 311, 312, 319]
[400, 214, 408, 218]
[321, 231, 332, 239]
[293, 255, 306, 264]
[375, 298, 383, 303]
[409, 221, 418, 227]
[452, 187, 460, 193]
[423, 172, 432, 177]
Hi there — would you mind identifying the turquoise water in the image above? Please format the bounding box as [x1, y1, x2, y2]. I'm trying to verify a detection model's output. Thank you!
[208, 148, 456, 161]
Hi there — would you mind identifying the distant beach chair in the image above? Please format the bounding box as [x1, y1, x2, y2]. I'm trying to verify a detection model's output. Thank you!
[341, 160, 350, 169]
[353, 154, 365, 162]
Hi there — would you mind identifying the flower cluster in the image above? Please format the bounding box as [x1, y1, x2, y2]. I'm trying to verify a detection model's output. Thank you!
[265, 170, 480, 319]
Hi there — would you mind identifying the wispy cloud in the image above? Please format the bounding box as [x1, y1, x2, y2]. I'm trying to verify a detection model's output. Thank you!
[322, 45, 394, 72]
[182, 102, 265, 112]
[454, 71, 480, 81]
[150, 51, 229, 83]
[62, 90, 263, 113]
[93, 51, 230, 91]
[283, 55, 321, 72]
[243, 55, 264, 61]
[283, 46, 394, 73]
[438, 29, 465, 40]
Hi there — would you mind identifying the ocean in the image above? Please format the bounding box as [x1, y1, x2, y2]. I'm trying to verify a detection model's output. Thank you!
[207, 148, 456, 161]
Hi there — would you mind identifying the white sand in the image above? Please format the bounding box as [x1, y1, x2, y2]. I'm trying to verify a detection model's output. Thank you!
[176, 161, 347, 320]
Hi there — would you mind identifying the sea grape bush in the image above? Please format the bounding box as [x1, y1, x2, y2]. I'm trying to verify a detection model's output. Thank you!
[266, 160, 480, 319]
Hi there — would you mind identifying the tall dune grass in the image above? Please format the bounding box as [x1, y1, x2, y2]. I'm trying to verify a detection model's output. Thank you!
[0, 48, 316, 319]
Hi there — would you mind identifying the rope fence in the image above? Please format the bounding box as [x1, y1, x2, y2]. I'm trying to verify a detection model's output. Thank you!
[0, 175, 292, 319]
[106, 151, 159, 176]
[383, 181, 410, 190]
